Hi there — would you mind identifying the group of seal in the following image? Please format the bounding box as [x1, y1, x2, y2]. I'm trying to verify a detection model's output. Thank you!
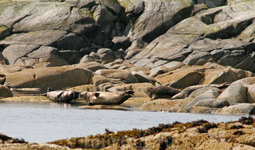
[43, 85, 178, 103]
[42, 88, 134, 105]
[43, 83, 229, 103]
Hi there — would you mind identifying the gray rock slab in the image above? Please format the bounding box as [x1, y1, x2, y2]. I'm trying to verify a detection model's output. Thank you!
[3, 44, 40, 65]
[217, 82, 247, 104]
[217, 103, 255, 115]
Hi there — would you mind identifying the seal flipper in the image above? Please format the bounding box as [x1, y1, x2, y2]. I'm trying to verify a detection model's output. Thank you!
[151, 94, 158, 100]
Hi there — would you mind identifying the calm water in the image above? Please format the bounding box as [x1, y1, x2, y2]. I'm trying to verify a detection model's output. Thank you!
[0, 102, 245, 143]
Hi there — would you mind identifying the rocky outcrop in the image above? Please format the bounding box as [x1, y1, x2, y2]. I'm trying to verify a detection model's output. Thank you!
[125, 0, 194, 43]
[43, 116, 255, 150]
[0, 0, 195, 67]
[155, 62, 252, 89]
[0, 1, 112, 66]
[0, 0, 255, 71]
[130, 1, 255, 73]
[164, 77, 255, 115]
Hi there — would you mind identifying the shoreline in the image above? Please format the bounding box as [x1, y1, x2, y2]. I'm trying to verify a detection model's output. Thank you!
[1, 116, 254, 149]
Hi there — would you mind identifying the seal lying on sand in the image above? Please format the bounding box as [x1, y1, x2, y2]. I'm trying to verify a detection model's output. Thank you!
[79, 90, 134, 105]
[42, 88, 80, 103]
[144, 86, 181, 100]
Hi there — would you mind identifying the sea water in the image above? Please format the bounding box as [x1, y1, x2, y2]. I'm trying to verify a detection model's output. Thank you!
[0, 102, 244, 143]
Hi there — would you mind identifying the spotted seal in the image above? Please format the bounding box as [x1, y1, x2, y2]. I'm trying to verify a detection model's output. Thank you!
[144, 86, 181, 100]
[79, 90, 134, 105]
[42, 88, 80, 103]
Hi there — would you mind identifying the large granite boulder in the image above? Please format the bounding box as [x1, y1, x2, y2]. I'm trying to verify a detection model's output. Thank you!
[126, 0, 193, 43]
[183, 89, 221, 112]
[216, 77, 255, 105]
[155, 65, 206, 89]
[217, 82, 247, 104]
[4, 66, 94, 92]
[3, 45, 70, 67]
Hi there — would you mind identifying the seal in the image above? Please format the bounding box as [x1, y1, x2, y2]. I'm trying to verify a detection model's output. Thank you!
[144, 86, 181, 100]
[42, 88, 80, 103]
[171, 82, 230, 99]
[0, 74, 6, 85]
[79, 90, 134, 105]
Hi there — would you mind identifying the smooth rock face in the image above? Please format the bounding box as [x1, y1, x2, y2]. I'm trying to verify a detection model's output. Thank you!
[127, 0, 194, 43]
[4, 66, 94, 92]
[183, 89, 220, 112]
[130, 1, 255, 72]
[0, 1, 111, 66]
[189, 87, 221, 98]
[217, 82, 247, 104]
